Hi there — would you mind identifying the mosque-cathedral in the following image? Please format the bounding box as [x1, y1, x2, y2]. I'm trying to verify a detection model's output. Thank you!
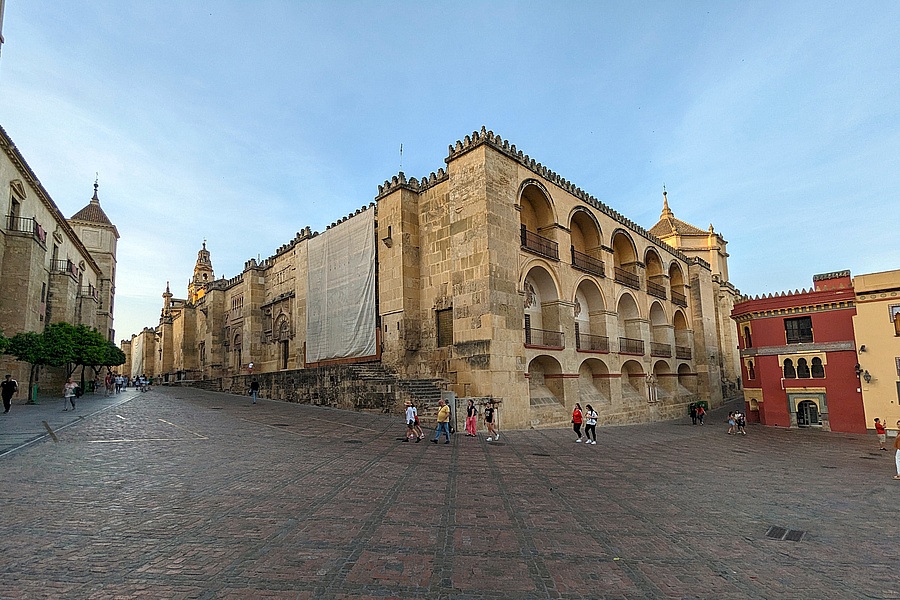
[122, 128, 742, 429]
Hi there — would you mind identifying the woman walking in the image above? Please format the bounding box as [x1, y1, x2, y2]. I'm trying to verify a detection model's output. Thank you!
[726, 412, 737, 435]
[584, 404, 598, 445]
[572, 403, 585, 442]
[63, 377, 78, 411]
[465, 399, 478, 436]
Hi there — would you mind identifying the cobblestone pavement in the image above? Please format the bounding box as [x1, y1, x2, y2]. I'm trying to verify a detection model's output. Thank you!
[1, 387, 897, 599]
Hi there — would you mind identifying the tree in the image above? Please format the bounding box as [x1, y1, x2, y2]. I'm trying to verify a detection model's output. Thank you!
[0, 330, 9, 355]
[7, 331, 46, 403]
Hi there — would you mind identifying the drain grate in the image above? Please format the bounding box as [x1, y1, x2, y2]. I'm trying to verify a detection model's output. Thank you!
[344, 440, 362, 444]
[531, 452, 552, 457]
[766, 526, 805, 542]
[271, 423, 291, 427]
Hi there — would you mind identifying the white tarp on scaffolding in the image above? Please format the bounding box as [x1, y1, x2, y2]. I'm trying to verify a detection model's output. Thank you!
[305, 208, 377, 363]
[130, 334, 145, 379]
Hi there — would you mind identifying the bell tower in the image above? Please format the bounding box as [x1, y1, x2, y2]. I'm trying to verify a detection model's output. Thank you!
[188, 240, 214, 303]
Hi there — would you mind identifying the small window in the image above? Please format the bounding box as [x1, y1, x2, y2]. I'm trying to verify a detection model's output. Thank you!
[748, 360, 756, 380]
[797, 358, 810, 378]
[785, 317, 813, 344]
[811, 357, 825, 378]
[743, 326, 753, 348]
[783, 358, 796, 379]
[436, 308, 453, 348]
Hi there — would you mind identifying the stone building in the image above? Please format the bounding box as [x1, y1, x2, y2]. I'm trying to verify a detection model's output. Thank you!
[851, 269, 900, 432]
[0, 125, 119, 387]
[126, 128, 740, 429]
[732, 271, 866, 433]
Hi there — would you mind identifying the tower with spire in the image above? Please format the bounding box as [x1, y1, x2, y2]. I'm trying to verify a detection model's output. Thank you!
[648, 188, 741, 390]
[68, 178, 120, 341]
[188, 240, 215, 303]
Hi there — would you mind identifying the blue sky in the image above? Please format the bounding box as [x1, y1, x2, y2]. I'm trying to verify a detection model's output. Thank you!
[1, 1, 898, 341]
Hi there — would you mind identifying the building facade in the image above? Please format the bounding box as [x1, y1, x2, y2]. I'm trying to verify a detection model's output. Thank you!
[125, 128, 741, 429]
[732, 271, 866, 433]
[0, 125, 119, 387]
[852, 269, 900, 431]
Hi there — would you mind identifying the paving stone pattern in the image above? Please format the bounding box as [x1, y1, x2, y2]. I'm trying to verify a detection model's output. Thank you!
[1, 387, 898, 599]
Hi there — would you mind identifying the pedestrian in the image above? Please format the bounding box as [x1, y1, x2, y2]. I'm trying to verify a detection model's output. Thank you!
[465, 399, 478, 436]
[875, 418, 887, 451]
[403, 400, 417, 442]
[105, 371, 114, 396]
[726, 412, 736, 435]
[115, 373, 124, 393]
[894, 420, 900, 480]
[584, 404, 598, 445]
[689, 403, 697, 425]
[484, 400, 499, 441]
[572, 403, 585, 442]
[736, 411, 747, 435]
[1, 374, 18, 414]
[250, 379, 260, 404]
[411, 401, 425, 440]
[432, 399, 451, 444]
[63, 377, 78, 411]
[696, 404, 706, 425]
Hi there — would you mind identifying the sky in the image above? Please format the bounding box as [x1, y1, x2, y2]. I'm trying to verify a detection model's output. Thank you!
[0, 1, 898, 342]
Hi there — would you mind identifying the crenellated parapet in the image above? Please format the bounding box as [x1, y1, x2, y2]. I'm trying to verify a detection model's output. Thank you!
[375, 125, 708, 271]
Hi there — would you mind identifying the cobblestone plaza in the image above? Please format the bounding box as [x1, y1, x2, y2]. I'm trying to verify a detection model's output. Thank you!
[1, 388, 897, 599]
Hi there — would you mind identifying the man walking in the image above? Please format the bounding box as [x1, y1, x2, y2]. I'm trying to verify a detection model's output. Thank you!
[1, 374, 18, 414]
[250, 379, 260, 404]
[875, 418, 888, 451]
[432, 399, 451, 444]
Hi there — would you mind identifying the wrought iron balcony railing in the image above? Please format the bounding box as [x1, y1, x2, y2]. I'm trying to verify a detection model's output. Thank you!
[571, 247, 605, 278]
[614, 267, 640, 290]
[521, 225, 559, 260]
[646, 280, 667, 300]
[671, 290, 688, 307]
[675, 345, 692, 360]
[650, 342, 672, 357]
[576, 332, 609, 352]
[619, 337, 645, 354]
[525, 326, 564, 349]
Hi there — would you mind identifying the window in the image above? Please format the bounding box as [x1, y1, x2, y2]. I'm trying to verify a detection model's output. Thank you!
[436, 308, 453, 348]
[797, 358, 810, 378]
[743, 326, 753, 348]
[892, 304, 900, 336]
[281, 340, 289, 369]
[747, 360, 756, 380]
[199, 342, 206, 363]
[785, 316, 813, 344]
[811, 357, 825, 378]
[783, 358, 796, 379]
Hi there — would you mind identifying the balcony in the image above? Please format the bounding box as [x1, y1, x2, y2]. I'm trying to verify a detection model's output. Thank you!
[525, 326, 564, 349]
[521, 225, 559, 261]
[51, 259, 80, 279]
[78, 285, 100, 301]
[576, 332, 609, 353]
[646, 280, 667, 300]
[6, 215, 47, 245]
[571, 247, 605, 278]
[619, 337, 645, 355]
[650, 342, 672, 357]
[614, 267, 640, 290]
[675, 345, 692, 360]
[672, 290, 688, 307]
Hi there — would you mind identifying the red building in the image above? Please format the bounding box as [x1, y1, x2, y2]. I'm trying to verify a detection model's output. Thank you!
[731, 271, 866, 433]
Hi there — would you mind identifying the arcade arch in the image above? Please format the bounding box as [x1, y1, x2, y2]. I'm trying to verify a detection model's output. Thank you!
[519, 182, 559, 260]
[574, 279, 608, 352]
[523, 264, 563, 348]
[616, 293, 643, 354]
[527, 355, 565, 407]
[569, 209, 605, 277]
[611, 230, 640, 289]
[578, 358, 611, 408]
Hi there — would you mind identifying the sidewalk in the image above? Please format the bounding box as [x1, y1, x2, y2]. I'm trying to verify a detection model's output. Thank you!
[0, 386, 143, 456]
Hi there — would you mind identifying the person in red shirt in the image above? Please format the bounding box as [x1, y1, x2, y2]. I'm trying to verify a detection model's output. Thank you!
[572, 403, 585, 443]
[874, 418, 887, 451]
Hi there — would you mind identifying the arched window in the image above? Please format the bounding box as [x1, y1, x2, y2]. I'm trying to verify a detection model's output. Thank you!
[811, 357, 825, 378]
[748, 360, 756, 380]
[783, 359, 796, 379]
[743, 326, 753, 348]
[797, 358, 810, 379]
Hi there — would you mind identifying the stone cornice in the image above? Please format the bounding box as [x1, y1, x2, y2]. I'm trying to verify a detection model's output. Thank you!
[740, 341, 855, 357]
[0, 125, 103, 276]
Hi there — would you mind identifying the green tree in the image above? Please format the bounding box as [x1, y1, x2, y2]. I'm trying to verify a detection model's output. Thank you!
[7, 331, 46, 403]
[0, 330, 10, 355]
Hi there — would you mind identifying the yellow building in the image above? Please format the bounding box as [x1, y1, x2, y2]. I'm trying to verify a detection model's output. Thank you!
[852, 269, 900, 432]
